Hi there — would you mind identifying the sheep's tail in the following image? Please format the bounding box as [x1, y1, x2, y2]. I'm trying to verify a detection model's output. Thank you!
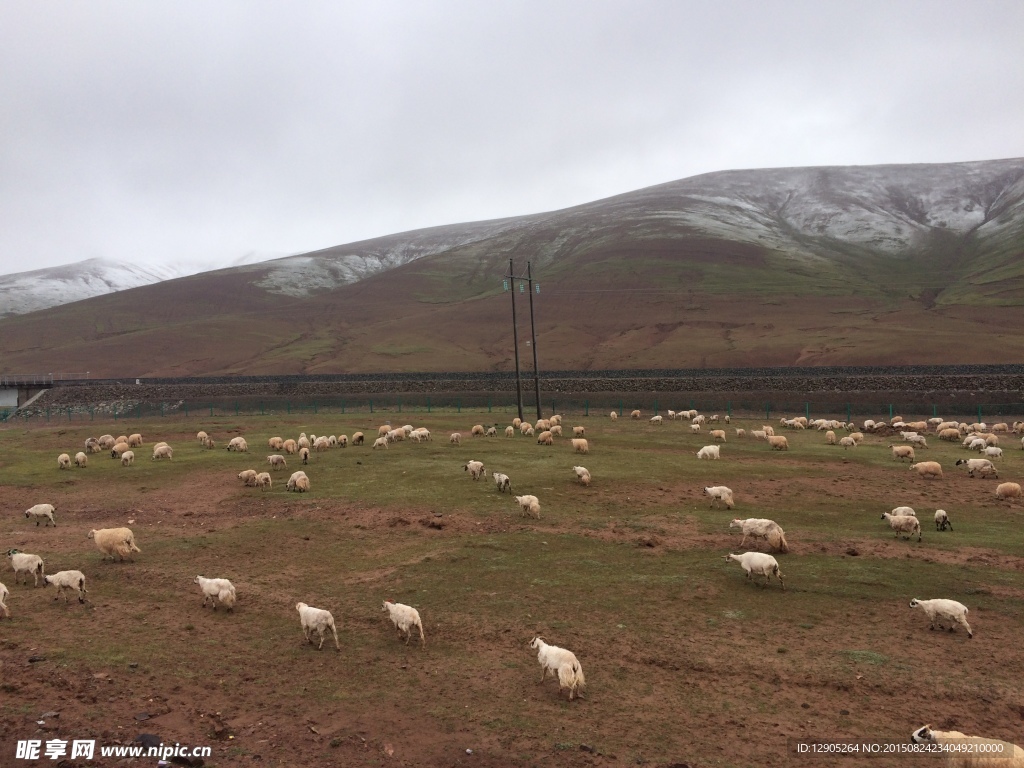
[573, 662, 585, 690]
[129, 538, 142, 553]
[769, 529, 789, 554]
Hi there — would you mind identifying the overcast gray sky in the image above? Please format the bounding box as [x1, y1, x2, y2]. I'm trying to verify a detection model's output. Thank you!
[1, 0, 1022, 277]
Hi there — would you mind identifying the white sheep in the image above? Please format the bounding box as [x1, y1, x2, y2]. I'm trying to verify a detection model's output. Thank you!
[571, 438, 589, 454]
[910, 461, 942, 479]
[255, 472, 272, 491]
[983, 446, 1003, 460]
[880, 512, 921, 541]
[492, 472, 512, 493]
[996, 482, 1022, 500]
[505, 426, 515, 437]
[515, 494, 540, 518]
[609, 411, 618, 420]
[464, 460, 486, 480]
[690, 423, 701, 433]
[296, 602, 340, 650]
[287, 471, 310, 492]
[839, 436, 856, 449]
[238, 469, 258, 486]
[735, 428, 746, 438]
[909, 598, 972, 638]
[352, 432, 364, 445]
[194, 576, 237, 610]
[704, 486, 734, 509]
[955, 458, 998, 478]
[227, 436, 248, 452]
[299, 447, 311, 464]
[696, 445, 721, 460]
[0, 581, 8, 618]
[151, 444, 173, 460]
[44, 570, 88, 603]
[723, 552, 785, 590]
[382, 600, 425, 646]
[74, 451, 88, 468]
[267, 454, 287, 470]
[283, 438, 298, 454]
[7, 549, 45, 586]
[767, 435, 789, 451]
[729, 518, 789, 553]
[57, 453, 71, 470]
[826, 430, 837, 445]
[572, 466, 591, 486]
[889, 445, 915, 462]
[120, 450, 135, 466]
[910, 725, 1024, 766]
[25, 503, 56, 527]
[372, 437, 388, 449]
[934, 509, 952, 531]
[529, 637, 586, 700]
[905, 434, 928, 449]
[710, 429, 726, 442]
[84, 437, 101, 453]
[268, 436, 284, 450]
[650, 415, 663, 425]
[450, 432, 462, 445]
[88, 528, 141, 561]
[891, 506, 917, 517]
[337, 434, 349, 447]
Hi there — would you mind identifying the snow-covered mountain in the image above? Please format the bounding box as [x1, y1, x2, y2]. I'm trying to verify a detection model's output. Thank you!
[0, 253, 283, 317]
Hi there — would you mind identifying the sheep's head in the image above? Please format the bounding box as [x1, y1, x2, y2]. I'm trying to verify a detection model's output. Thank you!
[909, 599, 921, 609]
[296, 602, 308, 612]
[43, 575, 54, 585]
[382, 600, 394, 612]
[87, 530, 96, 539]
[529, 637, 544, 649]
[728, 520, 743, 529]
[6, 549, 19, 557]
[910, 726, 934, 744]
[194, 576, 202, 585]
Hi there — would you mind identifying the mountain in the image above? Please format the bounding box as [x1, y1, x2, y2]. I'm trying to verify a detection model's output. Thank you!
[1, 158, 1022, 376]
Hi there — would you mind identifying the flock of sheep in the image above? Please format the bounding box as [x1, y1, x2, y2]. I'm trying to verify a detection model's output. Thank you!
[5, 408, 1024, 752]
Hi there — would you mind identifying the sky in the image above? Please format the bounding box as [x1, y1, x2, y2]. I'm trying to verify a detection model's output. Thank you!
[1, 0, 1023, 278]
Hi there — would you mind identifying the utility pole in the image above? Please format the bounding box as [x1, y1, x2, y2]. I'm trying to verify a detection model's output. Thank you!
[506, 259, 525, 423]
[527, 261, 541, 420]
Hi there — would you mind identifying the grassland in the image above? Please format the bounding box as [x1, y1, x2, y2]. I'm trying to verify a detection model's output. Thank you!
[1, 410, 1022, 767]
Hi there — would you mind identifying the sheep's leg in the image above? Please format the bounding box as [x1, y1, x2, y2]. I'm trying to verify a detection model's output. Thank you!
[331, 625, 340, 650]
[739, 533, 749, 548]
[317, 629, 325, 650]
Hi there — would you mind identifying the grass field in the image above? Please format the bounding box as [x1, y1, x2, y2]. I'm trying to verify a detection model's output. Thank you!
[1, 411, 1022, 767]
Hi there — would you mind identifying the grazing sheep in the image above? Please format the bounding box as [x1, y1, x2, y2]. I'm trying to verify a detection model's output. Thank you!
[549, 415, 562, 426]
[194, 575, 237, 610]
[704, 486, 734, 509]
[762, 425, 775, 436]
[934, 509, 952, 531]
[84, 437, 101, 453]
[25, 503, 56, 527]
[839, 436, 856, 449]
[238, 469, 258, 486]
[512, 418, 522, 428]
[296, 602, 339, 650]
[880, 512, 922, 541]
[535, 419, 551, 432]
[297, 436, 311, 451]
[909, 598, 972, 638]
[910, 461, 943, 479]
[57, 453, 72, 470]
[492, 472, 512, 493]
[890, 445, 916, 462]
[515, 494, 541, 518]
[128, 433, 143, 447]
[44, 570, 87, 603]
[696, 445, 721, 460]
[708, 414, 719, 423]
[267, 454, 287, 470]
[283, 439, 298, 454]
[735, 428, 746, 438]
[151, 445, 173, 460]
[571, 438, 589, 454]
[826, 430, 837, 445]
[767, 435, 789, 451]
[690, 423, 701, 433]
[449, 432, 462, 446]
[710, 429, 726, 442]
[938, 428, 961, 441]
[505, 426, 515, 437]
[471, 424, 486, 437]
[464, 460, 486, 480]
[197, 430, 209, 443]
[227, 436, 248, 452]
[482, 426, 496, 437]
[298, 447, 311, 464]
[313, 436, 330, 452]
[88, 528, 141, 561]
[750, 430, 767, 441]
[549, 425, 562, 437]
[530, 637, 585, 700]
[376, 425, 391, 438]
[630, 410, 641, 419]
[287, 471, 310, 492]
[524, 426, 535, 437]
[572, 466, 591, 486]
[120, 451, 135, 467]
[372, 437, 388, 450]
[382, 600, 425, 646]
[955, 458, 997, 478]
[268, 436, 284, 450]
[74, 451, 88, 468]
[905, 434, 928, 449]
[352, 432, 365, 446]
[650, 415, 663, 425]
[609, 411, 618, 420]
[0, 581, 8, 618]
[891, 506, 917, 517]
[996, 482, 1022, 500]
[7, 550, 44, 586]
[255, 472, 272, 491]
[723, 552, 785, 590]
[692, 414, 706, 425]
[537, 430, 554, 445]
[984, 434, 1000, 446]
[983, 446, 1003, 460]
[729, 518, 789, 553]
[910, 725, 1024, 766]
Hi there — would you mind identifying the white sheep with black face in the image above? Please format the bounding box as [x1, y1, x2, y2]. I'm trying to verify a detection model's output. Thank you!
[44, 570, 88, 603]
[910, 725, 1024, 766]
[909, 598, 972, 638]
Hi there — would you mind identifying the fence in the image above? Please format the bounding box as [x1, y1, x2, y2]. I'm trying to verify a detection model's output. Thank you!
[4, 395, 1024, 425]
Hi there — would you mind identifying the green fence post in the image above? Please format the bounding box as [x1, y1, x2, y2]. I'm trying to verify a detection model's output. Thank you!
[487, 397, 491, 413]
[654, 399, 658, 415]
[184, 404, 188, 417]
[67, 407, 72, 421]
[426, 397, 430, 414]
[619, 399, 623, 416]
[260, 402, 265, 416]
[457, 399, 461, 414]
[727, 401, 732, 417]
[846, 403, 851, 423]
[932, 404, 937, 417]
[805, 402, 810, 419]
[90, 406, 94, 421]
[585, 399, 589, 417]
[889, 404, 893, 420]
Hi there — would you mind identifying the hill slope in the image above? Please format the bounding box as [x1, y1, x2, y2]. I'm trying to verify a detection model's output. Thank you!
[1, 159, 1022, 376]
